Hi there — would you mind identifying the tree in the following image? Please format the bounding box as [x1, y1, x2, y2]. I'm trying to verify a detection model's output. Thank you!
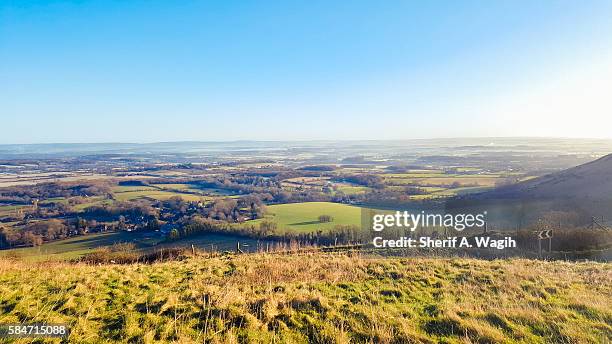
[23, 231, 43, 247]
[0, 226, 21, 248]
[76, 217, 88, 234]
[318, 215, 333, 223]
[118, 215, 126, 230]
[24, 219, 68, 240]
[168, 228, 180, 240]
[259, 221, 278, 234]
[146, 218, 161, 231]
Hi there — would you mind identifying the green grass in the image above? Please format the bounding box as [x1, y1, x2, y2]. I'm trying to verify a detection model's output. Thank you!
[154, 183, 192, 190]
[38, 197, 68, 204]
[71, 197, 112, 211]
[335, 185, 370, 195]
[0, 254, 609, 343]
[382, 173, 447, 178]
[0, 205, 29, 217]
[0, 231, 267, 262]
[112, 184, 232, 201]
[432, 186, 490, 196]
[113, 190, 209, 202]
[253, 202, 364, 232]
[188, 185, 237, 196]
[111, 185, 158, 193]
[0, 232, 159, 262]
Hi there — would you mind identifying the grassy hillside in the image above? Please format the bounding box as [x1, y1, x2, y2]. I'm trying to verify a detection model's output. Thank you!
[0, 253, 609, 343]
[485, 153, 612, 200]
[0, 232, 159, 262]
[254, 202, 364, 232]
[0, 232, 267, 262]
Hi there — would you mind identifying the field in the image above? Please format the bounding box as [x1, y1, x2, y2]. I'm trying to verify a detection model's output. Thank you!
[0, 205, 29, 218]
[151, 184, 236, 196]
[0, 231, 270, 262]
[0, 253, 609, 343]
[0, 232, 155, 261]
[335, 185, 370, 195]
[381, 172, 505, 188]
[255, 202, 364, 232]
[112, 185, 211, 202]
[375, 171, 521, 199]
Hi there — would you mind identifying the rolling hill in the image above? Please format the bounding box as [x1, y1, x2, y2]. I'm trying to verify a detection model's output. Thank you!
[484, 153, 612, 200]
[447, 154, 612, 228]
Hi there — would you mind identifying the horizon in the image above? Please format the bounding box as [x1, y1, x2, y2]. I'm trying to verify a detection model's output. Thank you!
[2, 136, 612, 146]
[2, 1, 612, 143]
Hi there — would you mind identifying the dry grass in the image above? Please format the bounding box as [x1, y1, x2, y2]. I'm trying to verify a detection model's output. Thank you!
[0, 253, 610, 343]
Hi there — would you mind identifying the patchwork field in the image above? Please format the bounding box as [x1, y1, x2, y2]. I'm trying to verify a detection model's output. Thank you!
[374, 171, 520, 199]
[0, 253, 608, 343]
[254, 202, 364, 232]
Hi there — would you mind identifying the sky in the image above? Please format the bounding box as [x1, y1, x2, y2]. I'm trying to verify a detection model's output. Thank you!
[1, 0, 612, 143]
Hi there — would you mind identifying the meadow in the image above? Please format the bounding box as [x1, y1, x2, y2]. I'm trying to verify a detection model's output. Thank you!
[0, 232, 155, 262]
[0, 231, 269, 262]
[111, 185, 211, 202]
[0, 253, 609, 343]
[253, 202, 364, 232]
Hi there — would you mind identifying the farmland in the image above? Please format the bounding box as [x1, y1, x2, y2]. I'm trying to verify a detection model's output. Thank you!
[111, 185, 215, 202]
[1, 139, 610, 259]
[253, 202, 364, 232]
[0, 231, 149, 261]
[0, 231, 267, 262]
[279, 169, 517, 200]
[0, 252, 609, 343]
[379, 171, 512, 197]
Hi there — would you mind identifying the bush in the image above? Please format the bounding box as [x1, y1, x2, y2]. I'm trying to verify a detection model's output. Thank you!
[318, 215, 333, 223]
[78, 243, 189, 264]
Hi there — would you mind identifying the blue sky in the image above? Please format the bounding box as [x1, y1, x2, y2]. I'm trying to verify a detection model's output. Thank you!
[1, 1, 612, 143]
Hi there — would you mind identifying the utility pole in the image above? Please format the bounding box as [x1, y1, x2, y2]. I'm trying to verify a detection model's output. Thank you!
[538, 238, 542, 257]
[548, 235, 552, 252]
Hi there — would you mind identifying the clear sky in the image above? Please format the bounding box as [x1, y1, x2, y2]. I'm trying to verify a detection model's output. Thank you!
[1, 1, 612, 143]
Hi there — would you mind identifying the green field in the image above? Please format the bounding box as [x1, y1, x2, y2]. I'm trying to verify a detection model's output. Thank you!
[254, 202, 364, 232]
[0, 230, 268, 261]
[0, 231, 158, 261]
[335, 185, 370, 195]
[112, 185, 158, 193]
[155, 183, 192, 190]
[72, 196, 112, 211]
[113, 189, 209, 202]
[111, 184, 234, 202]
[0, 253, 608, 343]
[0, 204, 29, 217]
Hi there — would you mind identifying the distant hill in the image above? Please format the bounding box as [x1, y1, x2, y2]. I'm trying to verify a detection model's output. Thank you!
[489, 153, 612, 200]
[447, 154, 612, 228]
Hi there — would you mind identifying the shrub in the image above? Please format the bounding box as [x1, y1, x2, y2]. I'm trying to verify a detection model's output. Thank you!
[318, 215, 333, 223]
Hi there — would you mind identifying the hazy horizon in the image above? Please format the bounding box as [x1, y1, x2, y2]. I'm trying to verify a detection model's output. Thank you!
[2, 136, 612, 146]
